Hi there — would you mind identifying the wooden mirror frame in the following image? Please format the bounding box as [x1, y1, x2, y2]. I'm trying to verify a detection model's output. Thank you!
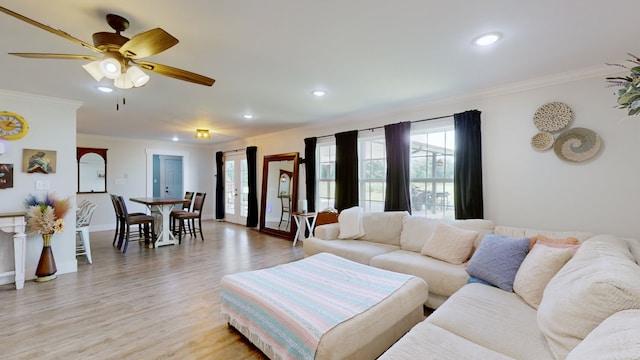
[77, 147, 108, 194]
[259, 152, 299, 240]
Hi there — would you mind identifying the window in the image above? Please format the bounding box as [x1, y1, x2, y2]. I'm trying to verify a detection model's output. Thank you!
[410, 127, 455, 219]
[314, 121, 455, 218]
[359, 136, 386, 212]
[317, 142, 336, 210]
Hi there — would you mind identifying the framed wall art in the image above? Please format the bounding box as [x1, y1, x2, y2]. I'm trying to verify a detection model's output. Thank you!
[23, 148, 57, 174]
[0, 163, 13, 189]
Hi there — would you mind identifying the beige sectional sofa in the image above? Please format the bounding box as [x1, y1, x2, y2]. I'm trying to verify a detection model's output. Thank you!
[303, 211, 494, 308]
[303, 211, 640, 359]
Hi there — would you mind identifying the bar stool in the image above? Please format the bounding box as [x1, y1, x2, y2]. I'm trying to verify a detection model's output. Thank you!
[76, 201, 97, 264]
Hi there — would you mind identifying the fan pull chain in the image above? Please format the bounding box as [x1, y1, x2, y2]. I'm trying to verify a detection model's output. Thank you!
[115, 95, 126, 111]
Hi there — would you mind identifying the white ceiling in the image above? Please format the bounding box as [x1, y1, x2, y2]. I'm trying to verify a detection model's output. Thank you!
[1, 1, 638, 145]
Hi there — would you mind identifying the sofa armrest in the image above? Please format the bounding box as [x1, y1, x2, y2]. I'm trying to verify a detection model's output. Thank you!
[315, 223, 340, 239]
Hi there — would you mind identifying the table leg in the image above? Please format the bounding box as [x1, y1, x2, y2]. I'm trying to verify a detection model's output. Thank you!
[151, 204, 178, 247]
[293, 216, 303, 246]
[13, 232, 26, 289]
[306, 215, 317, 237]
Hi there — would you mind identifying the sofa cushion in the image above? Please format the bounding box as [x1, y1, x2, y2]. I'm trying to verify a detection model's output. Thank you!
[566, 309, 640, 360]
[371, 249, 469, 302]
[537, 235, 640, 360]
[303, 237, 398, 265]
[420, 223, 478, 264]
[379, 321, 515, 360]
[337, 206, 366, 239]
[427, 283, 554, 360]
[466, 234, 530, 292]
[513, 243, 573, 309]
[360, 211, 408, 246]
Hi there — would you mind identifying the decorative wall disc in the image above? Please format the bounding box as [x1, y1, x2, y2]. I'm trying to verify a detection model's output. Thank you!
[553, 127, 601, 162]
[531, 132, 554, 151]
[533, 102, 573, 132]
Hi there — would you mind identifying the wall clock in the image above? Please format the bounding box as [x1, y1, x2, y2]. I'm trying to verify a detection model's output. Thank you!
[0, 111, 29, 140]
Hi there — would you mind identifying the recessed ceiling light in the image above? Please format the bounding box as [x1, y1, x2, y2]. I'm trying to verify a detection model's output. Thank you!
[473, 32, 502, 46]
[96, 86, 113, 93]
[172, 136, 179, 142]
[243, 114, 254, 119]
[312, 90, 326, 97]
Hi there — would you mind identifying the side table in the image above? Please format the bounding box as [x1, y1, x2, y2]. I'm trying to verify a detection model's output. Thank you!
[292, 212, 317, 246]
[0, 212, 27, 289]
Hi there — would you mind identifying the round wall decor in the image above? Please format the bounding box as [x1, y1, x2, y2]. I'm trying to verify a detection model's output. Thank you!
[531, 132, 554, 151]
[533, 102, 573, 132]
[553, 127, 601, 162]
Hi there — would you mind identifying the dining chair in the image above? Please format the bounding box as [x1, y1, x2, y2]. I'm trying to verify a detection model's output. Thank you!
[76, 200, 97, 264]
[114, 195, 155, 253]
[110, 194, 148, 248]
[170, 191, 194, 235]
[172, 192, 206, 244]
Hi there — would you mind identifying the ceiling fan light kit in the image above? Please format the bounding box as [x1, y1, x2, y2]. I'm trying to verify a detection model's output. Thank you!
[0, 6, 215, 90]
[99, 54, 122, 79]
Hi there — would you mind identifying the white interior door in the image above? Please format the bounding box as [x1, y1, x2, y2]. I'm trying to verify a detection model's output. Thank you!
[224, 153, 248, 225]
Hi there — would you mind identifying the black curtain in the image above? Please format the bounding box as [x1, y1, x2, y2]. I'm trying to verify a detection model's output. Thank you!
[384, 122, 412, 213]
[304, 137, 317, 212]
[334, 130, 359, 211]
[215, 151, 225, 220]
[454, 110, 484, 219]
[246, 146, 258, 227]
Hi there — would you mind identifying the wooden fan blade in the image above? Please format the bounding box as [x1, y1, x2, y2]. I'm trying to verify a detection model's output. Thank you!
[136, 61, 215, 86]
[119, 28, 178, 59]
[0, 6, 102, 53]
[9, 53, 99, 61]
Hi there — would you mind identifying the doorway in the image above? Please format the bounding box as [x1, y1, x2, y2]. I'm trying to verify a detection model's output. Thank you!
[154, 155, 183, 197]
[224, 152, 248, 225]
[146, 148, 190, 198]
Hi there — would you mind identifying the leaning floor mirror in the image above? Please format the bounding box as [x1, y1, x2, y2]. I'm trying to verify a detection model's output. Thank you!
[259, 152, 299, 240]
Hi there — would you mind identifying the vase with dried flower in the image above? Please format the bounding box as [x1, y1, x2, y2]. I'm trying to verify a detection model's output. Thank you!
[25, 193, 70, 282]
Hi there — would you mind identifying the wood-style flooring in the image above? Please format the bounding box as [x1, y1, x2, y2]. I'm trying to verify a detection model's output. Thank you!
[0, 220, 304, 359]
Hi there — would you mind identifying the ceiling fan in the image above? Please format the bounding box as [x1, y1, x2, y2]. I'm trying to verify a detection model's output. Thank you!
[0, 6, 215, 89]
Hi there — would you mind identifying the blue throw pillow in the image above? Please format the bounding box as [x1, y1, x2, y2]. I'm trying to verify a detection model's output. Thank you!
[466, 234, 530, 292]
[467, 276, 495, 287]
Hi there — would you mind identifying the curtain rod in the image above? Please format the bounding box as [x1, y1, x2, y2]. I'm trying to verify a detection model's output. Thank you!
[222, 147, 245, 154]
[315, 114, 454, 139]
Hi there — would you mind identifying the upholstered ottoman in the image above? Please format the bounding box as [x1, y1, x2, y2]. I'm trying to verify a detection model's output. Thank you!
[221, 253, 429, 360]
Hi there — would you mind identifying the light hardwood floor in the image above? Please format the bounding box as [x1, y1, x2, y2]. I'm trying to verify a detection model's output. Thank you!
[1, 220, 304, 359]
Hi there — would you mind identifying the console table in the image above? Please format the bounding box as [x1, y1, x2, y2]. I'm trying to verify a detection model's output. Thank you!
[0, 212, 27, 290]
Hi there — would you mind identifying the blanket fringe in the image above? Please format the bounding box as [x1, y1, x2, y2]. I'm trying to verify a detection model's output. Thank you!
[223, 313, 282, 360]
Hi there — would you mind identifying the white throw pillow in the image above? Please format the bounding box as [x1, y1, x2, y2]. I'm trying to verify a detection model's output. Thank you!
[337, 206, 365, 239]
[513, 243, 573, 309]
[420, 223, 478, 265]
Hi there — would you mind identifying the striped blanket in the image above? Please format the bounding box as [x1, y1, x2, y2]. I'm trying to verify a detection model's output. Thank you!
[220, 253, 414, 360]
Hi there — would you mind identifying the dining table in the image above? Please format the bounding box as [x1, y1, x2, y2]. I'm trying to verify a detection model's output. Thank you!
[129, 197, 189, 248]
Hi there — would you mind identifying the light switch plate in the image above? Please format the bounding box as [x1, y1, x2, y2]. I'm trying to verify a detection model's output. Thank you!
[35, 180, 49, 190]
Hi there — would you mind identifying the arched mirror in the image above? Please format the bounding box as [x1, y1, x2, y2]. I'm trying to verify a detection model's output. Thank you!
[260, 152, 299, 240]
[77, 147, 107, 194]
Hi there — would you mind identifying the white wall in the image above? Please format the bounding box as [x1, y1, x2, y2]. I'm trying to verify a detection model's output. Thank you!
[216, 67, 640, 239]
[75, 135, 216, 232]
[0, 89, 80, 284]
